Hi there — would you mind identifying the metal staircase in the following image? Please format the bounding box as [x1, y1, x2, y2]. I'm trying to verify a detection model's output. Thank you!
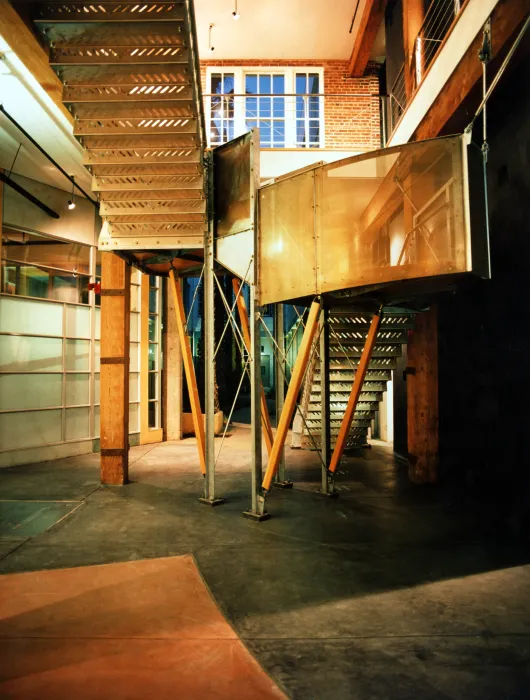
[297, 310, 416, 450]
[33, 0, 206, 252]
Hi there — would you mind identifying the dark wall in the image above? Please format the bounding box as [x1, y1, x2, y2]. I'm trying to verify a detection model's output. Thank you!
[437, 49, 530, 531]
[385, 0, 405, 90]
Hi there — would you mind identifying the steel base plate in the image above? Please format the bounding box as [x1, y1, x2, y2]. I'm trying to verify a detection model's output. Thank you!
[199, 497, 226, 507]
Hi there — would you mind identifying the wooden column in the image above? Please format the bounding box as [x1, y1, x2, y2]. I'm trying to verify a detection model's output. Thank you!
[100, 252, 130, 485]
[407, 307, 438, 483]
[402, 0, 425, 99]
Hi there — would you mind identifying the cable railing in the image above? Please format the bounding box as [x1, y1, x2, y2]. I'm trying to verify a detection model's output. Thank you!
[385, 0, 466, 141]
[203, 93, 383, 150]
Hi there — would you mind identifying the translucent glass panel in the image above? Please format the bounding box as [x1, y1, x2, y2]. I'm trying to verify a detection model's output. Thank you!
[259, 135, 471, 304]
[0, 374, 62, 411]
[129, 403, 139, 432]
[130, 312, 140, 342]
[0, 409, 62, 450]
[317, 137, 466, 293]
[65, 305, 91, 338]
[0, 296, 62, 335]
[130, 343, 140, 372]
[94, 307, 101, 340]
[0, 335, 63, 372]
[2, 229, 90, 274]
[65, 339, 90, 371]
[129, 373, 139, 402]
[65, 407, 90, 440]
[94, 405, 100, 438]
[259, 169, 317, 304]
[66, 374, 90, 406]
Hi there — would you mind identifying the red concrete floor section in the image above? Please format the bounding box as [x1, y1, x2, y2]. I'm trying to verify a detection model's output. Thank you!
[0, 555, 286, 700]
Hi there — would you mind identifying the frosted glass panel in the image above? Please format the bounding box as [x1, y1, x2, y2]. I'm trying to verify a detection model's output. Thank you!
[94, 405, 100, 438]
[130, 286, 140, 312]
[130, 312, 140, 342]
[65, 339, 90, 370]
[0, 409, 62, 450]
[129, 403, 139, 432]
[65, 305, 91, 338]
[130, 343, 139, 372]
[94, 373, 100, 404]
[129, 373, 139, 402]
[65, 407, 90, 440]
[95, 308, 101, 340]
[0, 297, 62, 336]
[66, 374, 90, 406]
[94, 341, 100, 371]
[0, 335, 63, 372]
[0, 374, 62, 410]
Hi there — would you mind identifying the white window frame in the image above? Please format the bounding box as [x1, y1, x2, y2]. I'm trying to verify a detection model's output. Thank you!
[205, 66, 325, 149]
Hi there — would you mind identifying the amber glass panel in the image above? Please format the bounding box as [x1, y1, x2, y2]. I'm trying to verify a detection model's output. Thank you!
[259, 169, 317, 304]
[317, 137, 467, 293]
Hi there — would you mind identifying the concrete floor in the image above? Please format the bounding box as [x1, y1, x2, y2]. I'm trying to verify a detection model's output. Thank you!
[1, 427, 530, 699]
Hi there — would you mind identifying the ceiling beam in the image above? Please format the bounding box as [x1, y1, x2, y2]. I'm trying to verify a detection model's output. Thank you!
[414, 0, 530, 140]
[0, 0, 73, 126]
[348, 0, 387, 77]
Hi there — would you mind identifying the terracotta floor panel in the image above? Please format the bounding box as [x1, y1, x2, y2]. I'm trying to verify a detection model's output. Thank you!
[0, 638, 286, 700]
[0, 555, 234, 640]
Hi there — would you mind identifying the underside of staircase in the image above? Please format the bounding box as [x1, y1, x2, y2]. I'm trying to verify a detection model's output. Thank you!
[296, 310, 416, 450]
[33, 0, 206, 255]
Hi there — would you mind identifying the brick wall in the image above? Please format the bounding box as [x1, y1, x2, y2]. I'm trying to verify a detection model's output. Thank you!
[200, 59, 381, 150]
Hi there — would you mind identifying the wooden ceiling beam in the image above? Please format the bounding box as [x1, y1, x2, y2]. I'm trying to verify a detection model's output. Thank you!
[348, 0, 387, 77]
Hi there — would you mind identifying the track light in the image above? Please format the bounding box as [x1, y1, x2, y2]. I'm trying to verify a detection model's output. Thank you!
[208, 23, 215, 52]
[68, 175, 76, 210]
[232, 0, 240, 19]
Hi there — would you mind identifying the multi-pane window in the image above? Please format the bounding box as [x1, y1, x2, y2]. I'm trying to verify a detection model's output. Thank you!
[245, 73, 286, 148]
[206, 67, 324, 149]
[1, 229, 91, 304]
[210, 72, 235, 146]
[295, 73, 321, 148]
[148, 275, 162, 429]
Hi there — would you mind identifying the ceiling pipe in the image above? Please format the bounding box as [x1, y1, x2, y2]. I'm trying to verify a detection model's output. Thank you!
[0, 103, 98, 207]
[0, 171, 60, 219]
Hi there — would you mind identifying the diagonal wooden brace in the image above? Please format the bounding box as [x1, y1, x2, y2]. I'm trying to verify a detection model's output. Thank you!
[328, 307, 384, 473]
[262, 299, 321, 491]
[232, 278, 274, 455]
[169, 269, 206, 476]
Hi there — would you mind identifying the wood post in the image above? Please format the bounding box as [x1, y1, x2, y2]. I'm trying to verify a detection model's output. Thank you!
[328, 308, 383, 474]
[407, 306, 438, 483]
[168, 269, 206, 475]
[262, 299, 321, 491]
[232, 278, 274, 455]
[100, 252, 130, 485]
[402, 0, 425, 99]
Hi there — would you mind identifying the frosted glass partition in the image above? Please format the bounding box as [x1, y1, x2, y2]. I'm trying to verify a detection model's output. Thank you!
[65, 339, 90, 371]
[0, 296, 63, 335]
[0, 335, 63, 372]
[66, 374, 90, 406]
[0, 409, 62, 450]
[65, 407, 90, 441]
[0, 374, 62, 411]
[259, 135, 488, 304]
[260, 170, 317, 303]
[65, 305, 91, 338]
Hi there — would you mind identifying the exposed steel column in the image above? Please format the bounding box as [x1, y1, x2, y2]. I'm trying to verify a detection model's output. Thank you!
[328, 307, 383, 474]
[232, 278, 274, 454]
[169, 268, 206, 476]
[262, 299, 321, 491]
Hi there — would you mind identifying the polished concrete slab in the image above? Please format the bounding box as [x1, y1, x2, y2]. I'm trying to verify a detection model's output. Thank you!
[0, 555, 286, 699]
[0, 427, 529, 699]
